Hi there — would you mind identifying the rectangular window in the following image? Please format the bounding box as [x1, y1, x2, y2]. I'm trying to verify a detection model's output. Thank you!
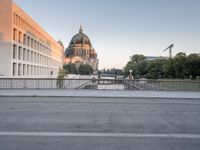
[41, 45, 44, 53]
[15, 14, 17, 25]
[17, 15, 20, 26]
[13, 13, 15, 25]
[13, 28, 17, 41]
[27, 50, 29, 61]
[37, 66, 39, 75]
[31, 51, 33, 62]
[27, 36, 30, 47]
[16, 15, 18, 26]
[23, 34, 26, 45]
[18, 47, 21, 60]
[34, 40, 37, 49]
[13, 45, 17, 59]
[34, 66, 36, 75]
[23, 48, 26, 61]
[39, 54, 41, 63]
[19, 17, 22, 28]
[37, 42, 39, 50]
[31, 65, 33, 75]
[13, 63, 17, 76]
[34, 52, 36, 63]
[18, 31, 22, 43]
[22, 19, 24, 29]
[37, 54, 39, 63]
[31, 39, 33, 48]
[23, 64, 26, 76]
[27, 65, 29, 75]
[39, 43, 41, 51]
[18, 63, 21, 76]
[19, 17, 20, 27]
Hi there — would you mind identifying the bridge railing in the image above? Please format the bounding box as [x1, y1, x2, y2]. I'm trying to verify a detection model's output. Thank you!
[0, 78, 199, 91]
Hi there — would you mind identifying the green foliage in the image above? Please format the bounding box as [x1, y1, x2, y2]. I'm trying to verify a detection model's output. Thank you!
[135, 61, 149, 77]
[173, 52, 188, 78]
[187, 54, 200, 80]
[124, 54, 147, 77]
[146, 59, 167, 79]
[56, 68, 67, 88]
[78, 64, 94, 75]
[130, 54, 145, 64]
[124, 53, 200, 79]
[124, 61, 135, 76]
[63, 63, 77, 74]
[63, 63, 94, 75]
[163, 59, 176, 78]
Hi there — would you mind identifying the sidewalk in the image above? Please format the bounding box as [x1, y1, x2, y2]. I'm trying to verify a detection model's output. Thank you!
[0, 89, 199, 99]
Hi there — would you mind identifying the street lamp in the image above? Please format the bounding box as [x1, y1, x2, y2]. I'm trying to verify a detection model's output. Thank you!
[129, 70, 133, 80]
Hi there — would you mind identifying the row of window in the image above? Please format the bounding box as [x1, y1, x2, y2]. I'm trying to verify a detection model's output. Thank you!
[13, 44, 62, 68]
[13, 12, 29, 30]
[12, 63, 56, 76]
[13, 12, 63, 60]
[13, 44, 52, 66]
[13, 28, 51, 55]
[13, 12, 63, 61]
[13, 12, 49, 50]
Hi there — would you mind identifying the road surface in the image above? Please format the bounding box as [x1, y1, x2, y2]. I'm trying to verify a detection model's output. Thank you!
[0, 96, 200, 150]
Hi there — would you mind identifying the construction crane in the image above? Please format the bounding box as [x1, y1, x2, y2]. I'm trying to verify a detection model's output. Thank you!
[163, 44, 174, 59]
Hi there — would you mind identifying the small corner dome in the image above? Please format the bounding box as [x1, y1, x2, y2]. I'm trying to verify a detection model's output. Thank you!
[58, 40, 64, 47]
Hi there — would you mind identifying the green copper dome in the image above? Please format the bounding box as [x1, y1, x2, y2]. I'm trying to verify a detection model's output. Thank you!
[69, 25, 91, 46]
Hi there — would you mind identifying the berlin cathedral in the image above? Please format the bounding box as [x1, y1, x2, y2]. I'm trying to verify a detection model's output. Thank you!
[64, 25, 99, 71]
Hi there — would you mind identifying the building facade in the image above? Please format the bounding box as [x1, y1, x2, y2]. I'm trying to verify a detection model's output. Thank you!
[0, 0, 64, 78]
[64, 25, 99, 71]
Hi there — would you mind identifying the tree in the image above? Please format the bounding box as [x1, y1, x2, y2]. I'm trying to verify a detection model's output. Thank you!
[147, 59, 167, 79]
[173, 52, 189, 79]
[57, 68, 67, 88]
[124, 52, 200, 79]
[187, 54, 200, 80]
[78, 64, 94, 75]
[123, 61, 135, 76]
[130, 54, 145, 64]
[163, 59, 176, 78]
[135, 61, 149, 77]
[63, 63, 77, 74]
[124, 54, 147, 78]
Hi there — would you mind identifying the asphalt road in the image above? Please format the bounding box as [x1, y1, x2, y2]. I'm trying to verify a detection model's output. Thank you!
[0, 96, 200, 150]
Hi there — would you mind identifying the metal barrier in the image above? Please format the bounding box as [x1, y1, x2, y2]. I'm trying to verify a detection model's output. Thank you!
[0, 78, 199, 91]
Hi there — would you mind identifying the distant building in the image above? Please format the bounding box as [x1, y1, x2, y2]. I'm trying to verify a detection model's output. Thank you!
[145, 56, 168, 61]
[64, 25, 99, 71]
[0, 0, 64, 78]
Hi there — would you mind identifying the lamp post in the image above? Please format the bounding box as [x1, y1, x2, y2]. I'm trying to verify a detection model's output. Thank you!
[129, 70, 133, 80]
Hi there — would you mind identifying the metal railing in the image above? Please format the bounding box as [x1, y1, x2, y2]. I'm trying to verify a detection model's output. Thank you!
[0, 78, 200, 91]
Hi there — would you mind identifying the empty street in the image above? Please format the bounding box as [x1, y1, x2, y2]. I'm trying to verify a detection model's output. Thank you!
[0, 96, 200, 150]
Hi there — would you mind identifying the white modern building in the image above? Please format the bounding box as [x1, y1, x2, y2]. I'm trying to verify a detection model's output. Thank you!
[0, 0, 64, 78]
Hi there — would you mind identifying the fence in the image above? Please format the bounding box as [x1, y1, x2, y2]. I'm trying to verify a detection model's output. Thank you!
[0, 78, 200, 91]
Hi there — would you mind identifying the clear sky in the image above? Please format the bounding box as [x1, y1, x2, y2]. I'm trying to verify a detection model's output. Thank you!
[14, 0, 200, 69]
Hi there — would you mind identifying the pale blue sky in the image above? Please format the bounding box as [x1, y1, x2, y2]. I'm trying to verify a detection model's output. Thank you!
[14, 0, 200, 69]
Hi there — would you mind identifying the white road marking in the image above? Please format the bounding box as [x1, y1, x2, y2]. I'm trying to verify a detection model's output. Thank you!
[0, 132, 200, 139]
[1, 98, 200, 104]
